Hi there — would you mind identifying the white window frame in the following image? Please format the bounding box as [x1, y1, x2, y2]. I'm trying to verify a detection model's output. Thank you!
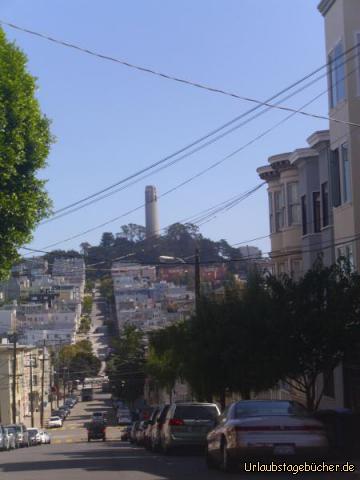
[274, 187, 285, 232]
[287, 182, 300, 226]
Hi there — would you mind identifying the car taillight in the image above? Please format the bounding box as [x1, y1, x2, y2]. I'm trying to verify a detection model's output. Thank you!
[169, 418, 185, 426]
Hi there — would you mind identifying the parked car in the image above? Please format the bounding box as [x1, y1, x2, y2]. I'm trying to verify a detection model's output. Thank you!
[39, 430, 51, 444]
[121, 425, 132, 441]
[92, 411, 106, 423]
[130, 421, 140, 444]
[4, 427, 16, 450]
[48, 416, 63, 428]
[6, 424, 30, 448]
[65, 398, 76, 408]
[87, 422, 106, 442]
[161, 402, 220, 454]
[206, 400, 329, 472]
[135, 421, 150, 446]
[52, 409, 66, 421]
[150, 404, 170, 452]
[117, 408, 132, 425]
[144, 407, 160, 450]
[28, 428, 41, 446]
[59, 405, 71, 418]
[0, 425, 8, 451]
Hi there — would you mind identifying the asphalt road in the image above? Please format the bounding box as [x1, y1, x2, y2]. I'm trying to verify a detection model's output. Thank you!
[1, 393, 359, 479]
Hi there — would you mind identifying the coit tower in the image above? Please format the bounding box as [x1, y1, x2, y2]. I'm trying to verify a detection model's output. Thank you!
[145, 185, 160, 238]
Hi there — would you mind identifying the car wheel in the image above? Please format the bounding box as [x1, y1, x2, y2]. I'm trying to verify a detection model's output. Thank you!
[221, 439, 237, 473]
[88, 438, 91, 442]
[205, 445, 217, 470]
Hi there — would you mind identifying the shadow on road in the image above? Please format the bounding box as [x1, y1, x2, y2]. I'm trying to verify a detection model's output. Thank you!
[0, 443, 231, 479]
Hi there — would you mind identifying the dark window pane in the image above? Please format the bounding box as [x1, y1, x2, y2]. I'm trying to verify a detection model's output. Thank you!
[330, 149, 341, 207]
[322, 182, 329, 227]
[313, 192, 321, 233]
[234, 401, 309, 418]
[174, 405, 218, 420]
[301, 195, 307, 235]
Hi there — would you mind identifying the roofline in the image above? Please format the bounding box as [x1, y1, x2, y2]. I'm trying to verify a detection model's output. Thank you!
[289, 148, 318, 165]
[318, 0, 336, 16]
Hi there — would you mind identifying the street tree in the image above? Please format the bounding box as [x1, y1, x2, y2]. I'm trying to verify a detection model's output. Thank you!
[0, 27, 53, 278]
[268, 260, 360, 410]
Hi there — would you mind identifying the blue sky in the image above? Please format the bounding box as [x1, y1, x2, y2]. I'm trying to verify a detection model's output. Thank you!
[1, 0, 328, 255]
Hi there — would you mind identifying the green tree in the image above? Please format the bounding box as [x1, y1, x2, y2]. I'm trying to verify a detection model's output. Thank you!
[100, 232, 115, 248]
[268, 260, 360, 410]
[0, 27, 53, 278]
[119, 224, 146, 242]
[106, 325, 145, 405]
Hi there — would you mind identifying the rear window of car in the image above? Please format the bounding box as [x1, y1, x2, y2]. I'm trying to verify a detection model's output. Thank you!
[158, 406, 170, 422]
[50, 417, 60, 421]
[174, 405, 219, 420]
[234, 401, 309, 418]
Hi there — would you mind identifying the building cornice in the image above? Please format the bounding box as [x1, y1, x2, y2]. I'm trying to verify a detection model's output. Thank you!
[268, 152, 293, 172]
[307, 130, 330, 149]
[256, 165, 279, 181]
[318, 0, 336, 16]
[289, 148, 318, 165]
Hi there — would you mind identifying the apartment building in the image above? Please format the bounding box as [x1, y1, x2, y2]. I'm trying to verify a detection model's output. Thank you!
[0, 343, 50, 426]
[318, 0, 360, 410]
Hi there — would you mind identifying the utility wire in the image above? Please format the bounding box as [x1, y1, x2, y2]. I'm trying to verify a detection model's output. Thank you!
[40, 48, 360, 220]
[33, 85, 331, 250]
[1, 20, 359, 130]
[25, 52, 360, 251]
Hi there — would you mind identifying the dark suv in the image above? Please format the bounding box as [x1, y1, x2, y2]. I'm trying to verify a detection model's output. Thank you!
[87, 422, 106, 442]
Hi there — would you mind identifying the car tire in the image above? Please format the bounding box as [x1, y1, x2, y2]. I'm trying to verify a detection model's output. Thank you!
[221, 439, 237, 473]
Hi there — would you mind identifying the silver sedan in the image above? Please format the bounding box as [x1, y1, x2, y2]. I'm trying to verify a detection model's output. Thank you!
[206, 400, 329, 472]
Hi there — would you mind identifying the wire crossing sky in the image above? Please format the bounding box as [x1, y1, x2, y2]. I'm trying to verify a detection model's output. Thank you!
[1, 0, 328, 254]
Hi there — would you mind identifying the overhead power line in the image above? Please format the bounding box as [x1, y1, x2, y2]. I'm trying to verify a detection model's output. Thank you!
[1, 20, 359, 129]
[32, 84, 331, 250]
[38, 50, 359, 225]
[26, 50, 360, 251]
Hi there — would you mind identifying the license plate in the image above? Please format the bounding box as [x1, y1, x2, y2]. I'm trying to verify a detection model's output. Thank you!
[273, 445, 295, 455]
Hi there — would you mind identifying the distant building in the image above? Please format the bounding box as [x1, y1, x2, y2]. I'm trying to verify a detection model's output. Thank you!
[238, 246, 262, 259]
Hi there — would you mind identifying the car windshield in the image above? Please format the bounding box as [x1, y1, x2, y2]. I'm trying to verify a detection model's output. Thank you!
[28, 429, 38, 437]
[6, 426, 16, 434]
[9, 425, 21, 432]
[50, 417, 60, 421]
[174, 405, 219, 420]
[234, 401, 310, 418]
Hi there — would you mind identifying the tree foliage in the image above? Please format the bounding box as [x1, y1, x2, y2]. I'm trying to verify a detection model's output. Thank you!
[148, 261, 360, 410]
[58, 340, 100, 382]
[0, 27, 53, 278]
[106, 325, 145, 405]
